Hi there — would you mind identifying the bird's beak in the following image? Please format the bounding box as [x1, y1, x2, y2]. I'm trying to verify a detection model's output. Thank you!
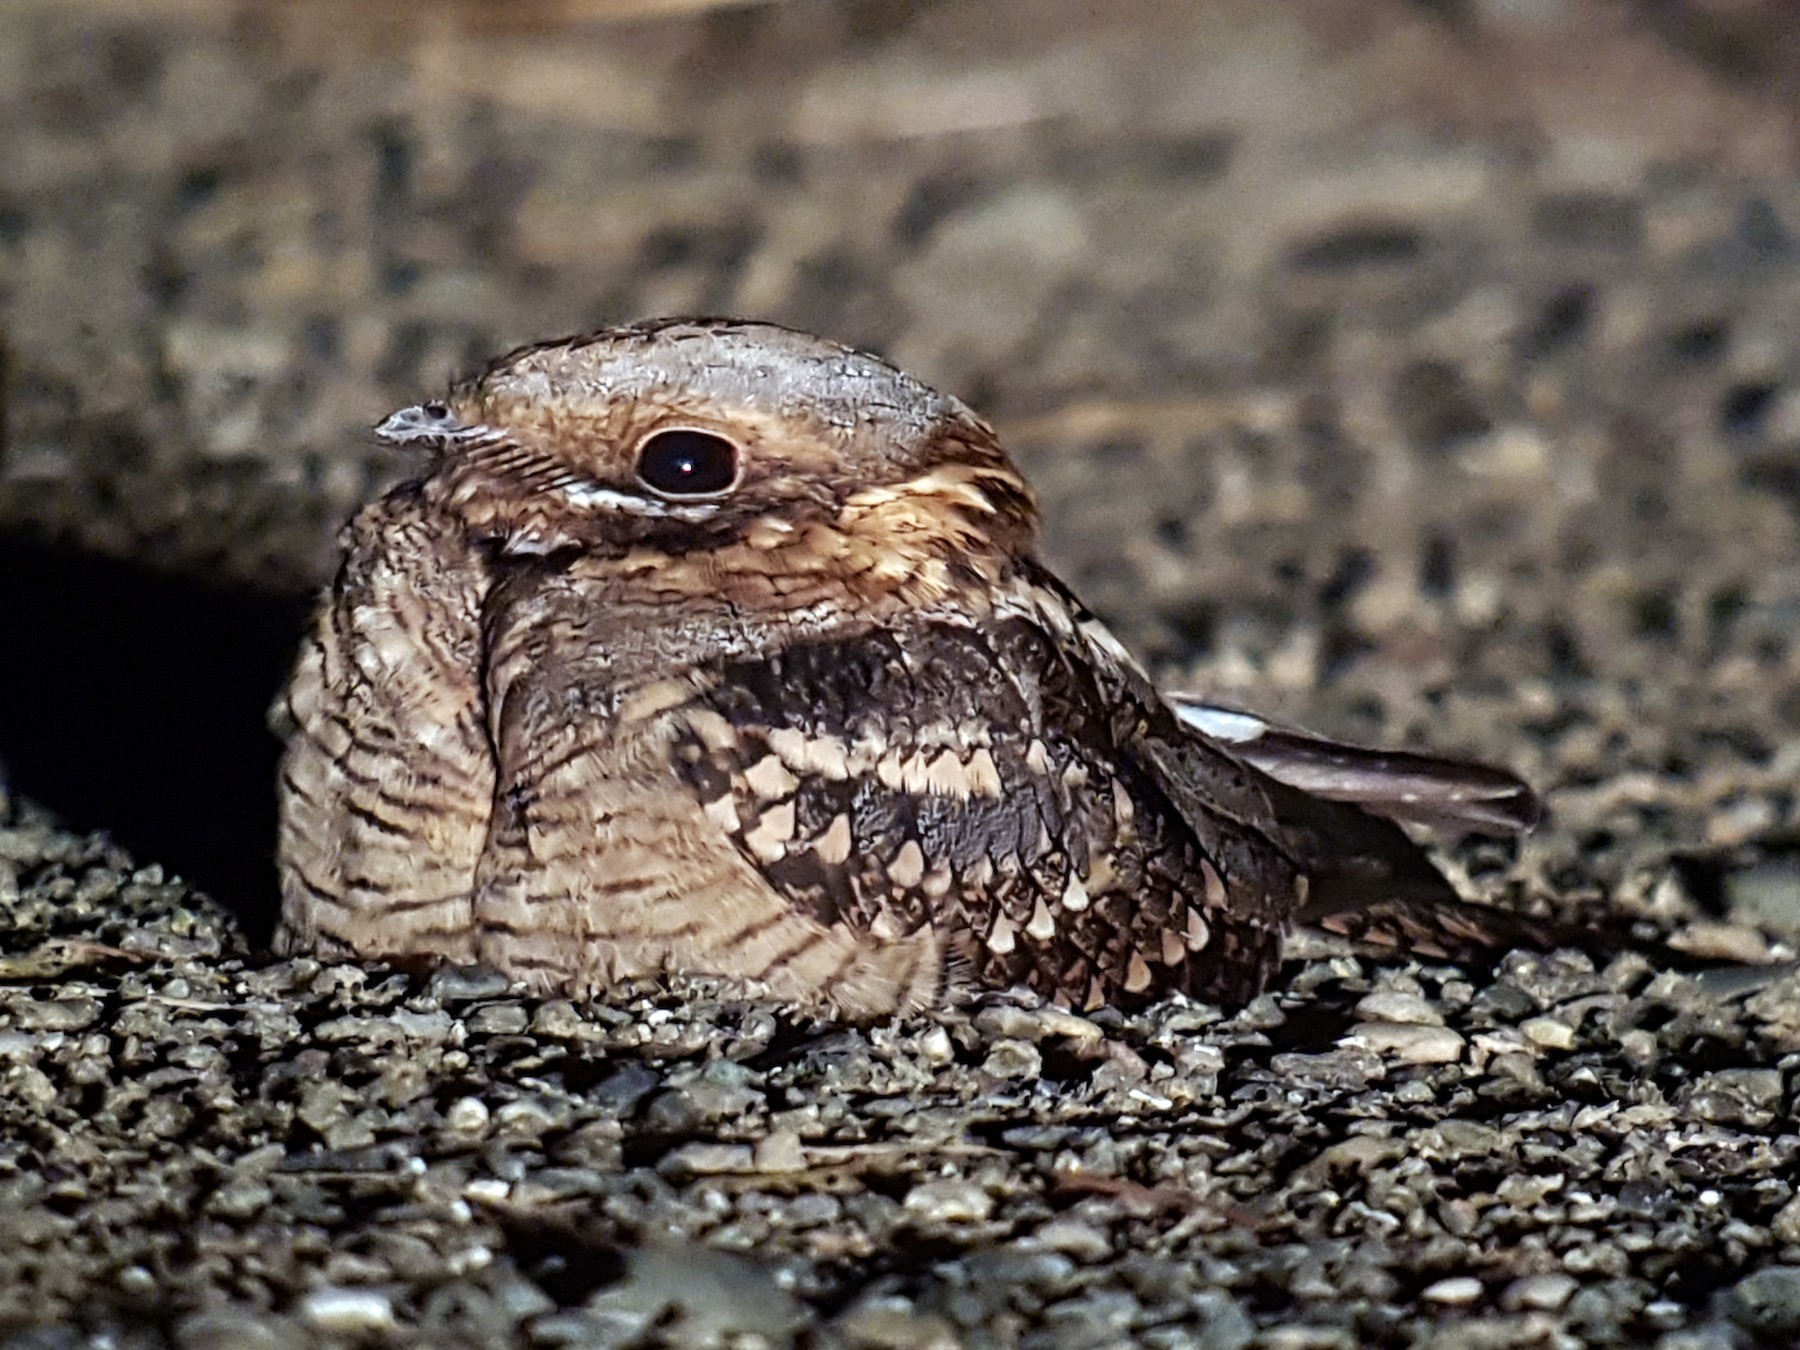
[374, 402, 483, 453]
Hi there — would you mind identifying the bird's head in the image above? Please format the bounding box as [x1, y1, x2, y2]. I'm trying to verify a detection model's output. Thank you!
[380, 319, 1039, 614]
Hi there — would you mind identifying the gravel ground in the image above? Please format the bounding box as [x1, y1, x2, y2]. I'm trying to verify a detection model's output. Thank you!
[4, 1, 1800, 1346]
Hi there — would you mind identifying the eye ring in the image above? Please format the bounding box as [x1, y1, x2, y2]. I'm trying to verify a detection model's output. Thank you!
[634, 427, 742, 499]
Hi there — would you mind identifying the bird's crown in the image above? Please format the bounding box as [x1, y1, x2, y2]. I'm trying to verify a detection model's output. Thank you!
[378, 319, 1039, 580]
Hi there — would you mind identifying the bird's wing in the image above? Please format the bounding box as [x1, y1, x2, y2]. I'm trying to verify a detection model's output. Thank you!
[1010, 564, 1475, 927]
[1165, 697, 1541, 837]
[667, 587, 1300, 1010]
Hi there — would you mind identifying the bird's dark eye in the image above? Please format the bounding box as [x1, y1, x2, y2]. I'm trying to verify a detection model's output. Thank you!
[422, 401, 453, 421]
[635, 428, 740, 498]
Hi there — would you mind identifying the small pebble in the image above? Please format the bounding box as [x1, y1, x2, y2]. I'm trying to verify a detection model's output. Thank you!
[659, 1142, 756, 1176]
[1353, 991, 1444, 1026]
[463, 1178, 510, 1203]
[917, 1026, 955, 1065]
[1421, 1276, 1484, 1306]
[1034, 1218, 1111, 1261]
[1727, 1264, 1800, 1336]
[443, 1097, 490, 1135]
[981, 1038, 1042, 1079]
[1502, 1272, 1578, 1311]
[298, 1287, 397, 1333]
[425, 965, 515, 1002]
[15, 997, 101, 1031]
[752, 1129, 807, 1173]
[1521, 1016, 1575, 1049]
[903, 1178, 994, 1223]
[835, 1296, 962, 1350]
[464, 1003, 530, 1036]
[1667, 922, 1775, 964]
[1342, 1022, 1466, 1064]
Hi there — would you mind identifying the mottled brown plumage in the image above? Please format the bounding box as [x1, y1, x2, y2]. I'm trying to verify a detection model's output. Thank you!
[274, 318, 1536, 1016]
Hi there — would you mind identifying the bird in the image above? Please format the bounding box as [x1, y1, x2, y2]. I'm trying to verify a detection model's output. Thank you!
[273, 317, 1539, 1018]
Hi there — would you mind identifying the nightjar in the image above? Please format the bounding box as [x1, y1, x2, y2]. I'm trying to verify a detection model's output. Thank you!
[274, 318, 1537, 1017]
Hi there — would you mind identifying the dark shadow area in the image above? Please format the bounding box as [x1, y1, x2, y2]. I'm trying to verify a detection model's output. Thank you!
[0, 535, 312, 944]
